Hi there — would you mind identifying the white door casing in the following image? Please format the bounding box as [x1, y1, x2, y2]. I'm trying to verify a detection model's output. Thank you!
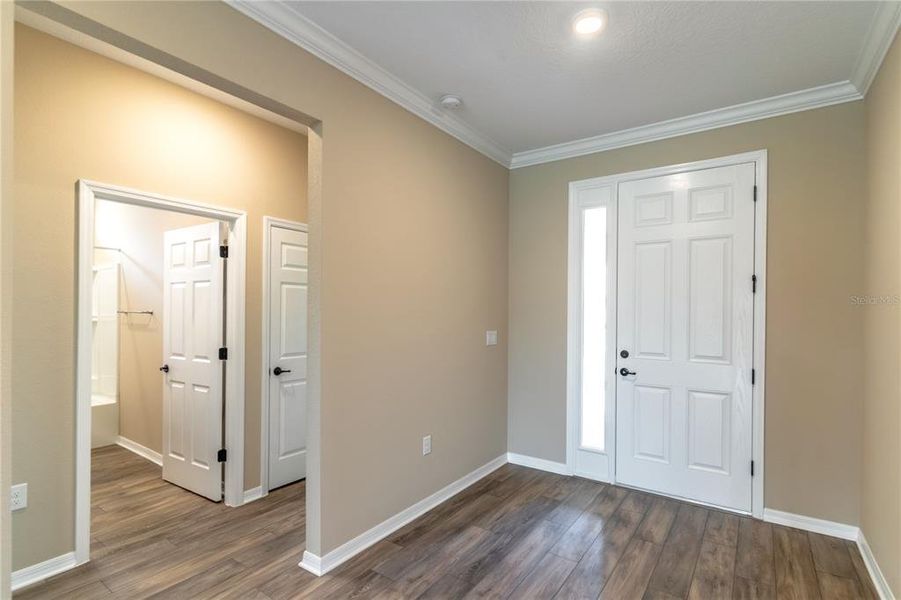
[162, 221, 225, 501]
[267, 224, 309, 489]
[615, 163, 756, 511]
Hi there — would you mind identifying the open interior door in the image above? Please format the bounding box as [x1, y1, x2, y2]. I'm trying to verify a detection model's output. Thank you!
[161, 221, 225, 501]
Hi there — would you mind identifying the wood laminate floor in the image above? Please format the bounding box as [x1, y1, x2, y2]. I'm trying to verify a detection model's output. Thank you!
[16, 446, 877, 599]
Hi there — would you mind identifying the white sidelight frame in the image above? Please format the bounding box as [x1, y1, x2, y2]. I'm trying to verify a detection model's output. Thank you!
[566, 150, 767, 518]
[566, 184, 619, 482]
[260, 216, 309, 496]
[75, 180, 248, 565]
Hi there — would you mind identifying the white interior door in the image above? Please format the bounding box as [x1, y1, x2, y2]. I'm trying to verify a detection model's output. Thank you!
[267, 224, 308, 490]
[615, 163, 755, 511]
[162, 221, 224, 501]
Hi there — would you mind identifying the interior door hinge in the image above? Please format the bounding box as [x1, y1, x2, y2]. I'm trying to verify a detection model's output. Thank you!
[217, 449, 227, 463]
[219, 347, 228, 360]
[219, 245, 228, 259]
[753, 185, 758, 202]
[751, 460, 755, 477]
[751, 368, 756, 385]
[751, 274, 757, 293]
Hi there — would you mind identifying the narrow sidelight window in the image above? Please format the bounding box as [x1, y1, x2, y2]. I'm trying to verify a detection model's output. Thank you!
[580, 206, 607, 452]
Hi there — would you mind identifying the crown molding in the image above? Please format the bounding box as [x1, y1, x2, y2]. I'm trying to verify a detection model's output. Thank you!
[228, 0, 895, 171]
[851, 0, 901, 95]
[226, 0, 512, 166]
[509, 81, 862, 169]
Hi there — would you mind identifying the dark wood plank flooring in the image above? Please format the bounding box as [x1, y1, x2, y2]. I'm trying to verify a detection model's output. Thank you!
[15, 447, 877, 599]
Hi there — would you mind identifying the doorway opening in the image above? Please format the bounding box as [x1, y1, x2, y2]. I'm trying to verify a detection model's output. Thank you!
[76, 181, 248, 563]
[566, 150, 767, 517]
[11, 5, 321, 589]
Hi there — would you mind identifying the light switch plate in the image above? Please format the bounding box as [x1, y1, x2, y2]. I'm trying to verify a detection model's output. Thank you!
[422, 435, 432, 456]
[486, 330, 498, 346]
[11, 483, 27, 511]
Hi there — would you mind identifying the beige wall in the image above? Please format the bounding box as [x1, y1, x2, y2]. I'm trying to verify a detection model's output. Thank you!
[12, 24, 308, 569]
[12, 0, 509, 567]
[508, 102, 867, 526]
[94, 200, 212, 454]
[1, 1, 14, 593]
[862, 31, 901, 595]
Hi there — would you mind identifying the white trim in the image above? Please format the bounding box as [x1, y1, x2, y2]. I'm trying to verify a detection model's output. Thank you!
[76, 180, 248, 565]
[751, 154, 768, 519]
[299, 551, 324, 577]
[299, 454, 507, 576]
[857, 530, 894, 600]
[230, 1, 896, 171]
[511, 83, 858, 168]
[851, 2, 901, 95]
[11, 552, 77, 592]
[243, 486, 265, 504]
[260, 216, 308, 495]
[116, 436, 162, 466]
[762, 508, 859, 541]
[565, 150, 767, 519]
[225, 0, 510, 166]
[506, 452, 571, 476]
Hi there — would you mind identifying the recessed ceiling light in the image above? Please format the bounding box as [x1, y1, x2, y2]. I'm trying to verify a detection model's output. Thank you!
[439, 94, 463, 110]
[573, 8, 607, 36]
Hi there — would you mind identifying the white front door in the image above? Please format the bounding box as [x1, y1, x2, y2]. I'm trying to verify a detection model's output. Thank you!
[615, 163, 756, 511]
[267, 224, 308, 490]
[162, 221, 225, 501]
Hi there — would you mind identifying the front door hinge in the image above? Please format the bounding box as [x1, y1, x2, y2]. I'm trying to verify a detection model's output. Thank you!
[751, 460, 755, 476]
[217, 449, 227, 463]
[753, 185, 758, 202]
[752, 274, 757, 293]
[219, 245, 228, 259]
[751, 368, 756, 385]
[219, 347, 228, 360]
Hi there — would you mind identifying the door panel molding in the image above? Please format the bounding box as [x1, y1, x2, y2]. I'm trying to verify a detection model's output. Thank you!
[260, 216, 308, 495]
[76, 180, 247, 566]
[566, 149, 767, 518]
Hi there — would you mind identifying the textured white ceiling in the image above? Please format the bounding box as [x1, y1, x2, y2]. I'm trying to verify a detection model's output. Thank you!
[289, 1, 880, 154]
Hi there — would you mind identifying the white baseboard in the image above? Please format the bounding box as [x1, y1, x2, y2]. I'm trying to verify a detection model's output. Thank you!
[762, 508, 859, 540]
[857, 530, 894, 600]
[506, 452, 571, 476]
[299, 550, 324, 576]
[298, 453, 507, 576]
[11, 552, 77, 592]
[243, 486, 265, 504]
[116, 435, 163, 466]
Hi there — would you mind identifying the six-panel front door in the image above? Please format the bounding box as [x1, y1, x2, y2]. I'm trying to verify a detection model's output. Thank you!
[162, 221, 225, 501]
[615, 163, 756, 511]
[267, 225, 309, 490]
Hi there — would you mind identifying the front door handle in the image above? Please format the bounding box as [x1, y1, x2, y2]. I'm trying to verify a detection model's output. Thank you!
[273, 367, 292, 376]
[619, 367, 636, 377]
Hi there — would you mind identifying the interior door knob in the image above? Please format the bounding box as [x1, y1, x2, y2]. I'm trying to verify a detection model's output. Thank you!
[273, 366, 292, 376]
[159, 364, 169, 373]
[619, 367, 636, 376]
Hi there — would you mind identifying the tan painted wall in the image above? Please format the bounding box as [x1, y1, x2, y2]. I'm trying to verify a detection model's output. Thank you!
[12, 0, 509, 568]
[94, 200, 212, 454]
[1, 2, 14, 594]
[12, 24, 308, 569]
[508, 102, 866, 526]
[862, 31, 901, 595]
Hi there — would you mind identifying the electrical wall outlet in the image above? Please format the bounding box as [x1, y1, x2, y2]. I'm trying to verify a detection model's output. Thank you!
[422, 435, 432, 456]
[11, 483, 27, 511]
[486, 330, 498, 346]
